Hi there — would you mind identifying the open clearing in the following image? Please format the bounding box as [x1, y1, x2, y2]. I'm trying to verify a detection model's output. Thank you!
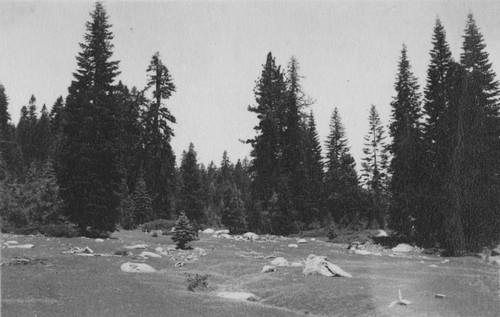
[1, 230, 499, 317]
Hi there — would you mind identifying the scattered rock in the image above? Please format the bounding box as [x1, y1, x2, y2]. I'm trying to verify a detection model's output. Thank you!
[202, 228, 215, 234]
[375, 230, 388, 237]
[218, 292, 259, 301]
[63, 246, 93, 254]
[429, 264, 439, 268]
[261, 265, 277, 273]
[4, 241, 19, 245]
[440, 259, 449, 264]
[124, 244, 148, 250]
[219, 233, 231, 239]
[297, 239, 307, 244]
[303, 254, 352, 278]
[310, 238, 316, 241]
[288, 244, 298, 248]
[243, 232, 260, 241]
[271, 257, 289, 267]
[140, 251, 162, 258]
[3, 256, 48, 266]
[6, 244, 34, 249]
[95, 238, 104, 242]
[392, 244, 413, 253]
[291, 261, 304, 267]
[175, 261, 184, 267]
[214, 229, 230, 235]
[120, 262, 156, 273]
[166, 245, 177, 251]
[435, 294, 446, 299]
[193, 247, 207, 256]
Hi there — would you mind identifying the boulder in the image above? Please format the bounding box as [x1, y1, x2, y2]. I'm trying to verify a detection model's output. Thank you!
[120, 262, 156, 273]
[243, 232, 260, 241]
[7, 244, 34, 249]
[291, 261, 304, 267]
[353, 249, 373, 256]
[124, 244, 148, 250]
[297, 239, 307, 244]
[193, 247, 207, 256]
[271, 257, 289, 267]
[303, 254, 352, 278]
[139, 251, 162, 258]
[215, 229, 230, 235]
[490, 256, 500, 266]
[219, 233, 231, 239]
[202, 228, 215, 234]
[95, 238, 104, 242]
[261, 265, 277, 273]
[392, 243, 413, 253]
[375, 230, 388, 237]
[4, 241, 19, 245]
[218, 292, 259, 301]
[491, 246, 500, 256]
[288, 244, 298, 248]
[166, 245, 177, 251]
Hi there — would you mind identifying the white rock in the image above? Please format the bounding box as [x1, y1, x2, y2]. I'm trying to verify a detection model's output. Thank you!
[354, 249, 373, 256]
[243, 232, 260, 241]
[4, 241, 19, 245]
[392, 243, 413, 253]
[261, 265, 277, 273]
[215, 229, 230, 235]
[297, 239, 308, 244]
[120, 262, 156, 273]
[7, 244, 34, 249]
[140, 251, 162, 258]
[124, 244, 148, 249]
[429, 264, 439, 268]
[202, 228, 215, 234]
[95, 238, 104, 242]
[303, 254, 352, 278]
[291, 261, 304, 267]
[375, 230, 389, 237]
[288, 244, 298, 248]
[310, 238, 316, 241]
[218, 292, 258, 301]
[490, 256, 500, 266]
[271, 257, 289, 267]
[219, 233, 231, 239]
[166, 245, 177, 251]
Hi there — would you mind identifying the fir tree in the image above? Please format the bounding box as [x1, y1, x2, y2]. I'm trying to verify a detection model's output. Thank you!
[247, 52, 286, 214]
[37, 104, 52, 162]
[50, 96, 65, 135]
[0, 83, 10, 138]
[0, 84, 22, 178]
[361, 105, 389, 227]
[142, 52, 177, 219]
[420, 18, 454, 246]
[324, 108, 359, 224]
[57, 2, 123, 234]
[302, 111, 324, 225]
[132, 175, 153, 225]
[388, 44, 425, 238]
[178, 143, 204, 230]
[172, 212, 195, 250]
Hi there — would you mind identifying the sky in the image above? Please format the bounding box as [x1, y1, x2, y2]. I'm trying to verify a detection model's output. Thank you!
[1, 0, 500, 167]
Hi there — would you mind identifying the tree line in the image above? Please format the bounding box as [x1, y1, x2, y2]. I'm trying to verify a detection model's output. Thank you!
[0, 2, 498, 254]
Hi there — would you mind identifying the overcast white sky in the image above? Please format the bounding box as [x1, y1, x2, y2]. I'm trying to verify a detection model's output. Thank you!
[1, 1, 499, 167]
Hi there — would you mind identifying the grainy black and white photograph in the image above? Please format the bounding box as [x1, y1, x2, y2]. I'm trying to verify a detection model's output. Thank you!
[1, 0, 499, 316]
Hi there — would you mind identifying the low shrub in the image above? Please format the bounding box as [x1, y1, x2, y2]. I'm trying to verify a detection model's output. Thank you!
[39, 223, 81, 238]
[141, 219, 176, 234]
[327, 223, 337, 241]
[185, 273, 210, 291]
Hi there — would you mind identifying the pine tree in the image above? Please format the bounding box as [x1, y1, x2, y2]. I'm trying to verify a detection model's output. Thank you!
[324, 108, 359, 225]
[57, 2, 123, 234]
[0, 84, 22, 178]
[388, 44, 425, 238]
[361, 105, 389, 227]
[142, 52, 177, 219]
[172, 212, 195, 250]
[178, 143, 204, 231]
[50, 96, 65, 134]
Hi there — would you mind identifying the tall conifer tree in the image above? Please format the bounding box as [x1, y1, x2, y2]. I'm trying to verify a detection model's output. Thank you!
[388, 45, 424, 238]
[57, 2, 122, 234]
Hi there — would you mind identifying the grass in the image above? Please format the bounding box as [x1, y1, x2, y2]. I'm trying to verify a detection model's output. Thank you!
[1, 229, 499, 316]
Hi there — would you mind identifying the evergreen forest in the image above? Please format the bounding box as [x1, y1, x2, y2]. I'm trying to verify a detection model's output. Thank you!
[1, 2, 499, 255]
